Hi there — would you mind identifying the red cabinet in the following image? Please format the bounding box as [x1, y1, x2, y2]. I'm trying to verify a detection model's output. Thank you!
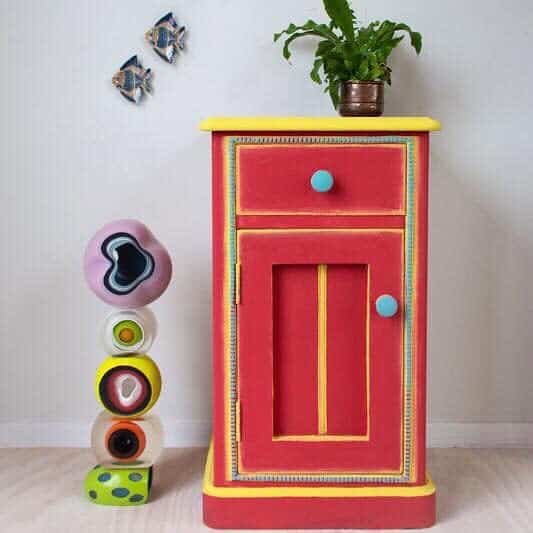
[201, 117, 440, 529]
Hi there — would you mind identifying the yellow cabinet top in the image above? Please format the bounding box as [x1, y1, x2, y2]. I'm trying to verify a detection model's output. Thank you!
[200, 116, 441, 132]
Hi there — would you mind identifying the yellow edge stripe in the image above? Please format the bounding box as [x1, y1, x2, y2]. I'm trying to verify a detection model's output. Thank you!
[203, 443, 435, 498]
[273, 434, 368, 442]
[365, 265, 371, 438]
[238, 229, 403, 234]
[200, 116, 441, 132]
[317, 264, 328, 435]
[223, 136, 232, 480]
[237, 210, 405, 216]
[235, 262, 241, 304]
[410, 136, 420, 481]
[235, 400, 241, 443]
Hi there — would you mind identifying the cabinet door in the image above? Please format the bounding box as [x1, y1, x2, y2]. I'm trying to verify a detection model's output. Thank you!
[237, 229, 404, 477]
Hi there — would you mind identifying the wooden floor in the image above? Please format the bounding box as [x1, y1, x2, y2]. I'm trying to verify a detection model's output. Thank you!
[1, 448, 533, 532]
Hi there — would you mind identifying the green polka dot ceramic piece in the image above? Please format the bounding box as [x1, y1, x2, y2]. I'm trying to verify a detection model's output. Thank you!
[84, 465, 152, 506]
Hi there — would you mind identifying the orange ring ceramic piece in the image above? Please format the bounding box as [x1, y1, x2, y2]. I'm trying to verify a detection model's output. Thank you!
[105, 420, 146, 462]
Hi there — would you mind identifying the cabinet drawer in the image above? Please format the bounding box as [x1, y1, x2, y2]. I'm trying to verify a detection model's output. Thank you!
[236, 143, 406, 215]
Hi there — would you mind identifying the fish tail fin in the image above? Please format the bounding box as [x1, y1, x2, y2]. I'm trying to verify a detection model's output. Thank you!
[177, 26, 186, 50]
[144, 69, 153, 93]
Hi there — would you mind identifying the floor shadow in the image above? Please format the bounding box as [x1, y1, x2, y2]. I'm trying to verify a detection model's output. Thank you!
[150, 447, 207, 502]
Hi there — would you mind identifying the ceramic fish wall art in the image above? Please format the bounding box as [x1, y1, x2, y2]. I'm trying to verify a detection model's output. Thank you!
[112, 55, 153, 104]
[145, 12, 186, 64]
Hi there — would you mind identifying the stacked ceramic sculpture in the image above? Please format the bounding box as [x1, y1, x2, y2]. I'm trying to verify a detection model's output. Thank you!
[83, 220, 172, 506]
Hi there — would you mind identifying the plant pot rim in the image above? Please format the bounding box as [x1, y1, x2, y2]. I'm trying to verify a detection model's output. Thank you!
[344, 80, 384, 85]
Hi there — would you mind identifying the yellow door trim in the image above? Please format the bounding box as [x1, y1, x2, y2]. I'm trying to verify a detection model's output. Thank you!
[317, 264, 328, 435]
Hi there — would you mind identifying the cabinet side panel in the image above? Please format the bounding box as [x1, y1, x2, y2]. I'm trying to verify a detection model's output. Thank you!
[414, 133, 429, 484]
[212, 133, 229, 485]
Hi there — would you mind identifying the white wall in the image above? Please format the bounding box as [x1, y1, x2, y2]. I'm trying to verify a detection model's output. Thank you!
[1, 0, 533, 448]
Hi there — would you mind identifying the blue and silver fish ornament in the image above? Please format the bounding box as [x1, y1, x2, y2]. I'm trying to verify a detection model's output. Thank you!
[112, 55, 153, 104]
[145, 12, 186, 64]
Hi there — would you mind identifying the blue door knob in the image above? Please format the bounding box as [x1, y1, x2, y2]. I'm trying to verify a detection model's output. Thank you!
[311, 170, 334, 192]
[376, 294, 399, 317]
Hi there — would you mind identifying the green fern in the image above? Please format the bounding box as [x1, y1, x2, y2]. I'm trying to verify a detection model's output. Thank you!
[274, 0, 422, 109]
[323, 0, 356, 41]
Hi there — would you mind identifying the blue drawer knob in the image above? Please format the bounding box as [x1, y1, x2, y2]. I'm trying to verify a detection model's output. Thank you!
[376, 295, 399, 317]
[311, 170, 334, 192]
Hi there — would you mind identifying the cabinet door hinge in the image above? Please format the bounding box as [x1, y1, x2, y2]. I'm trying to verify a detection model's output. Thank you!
[235, 400, 242, 442]
[235, 263, 241, 305]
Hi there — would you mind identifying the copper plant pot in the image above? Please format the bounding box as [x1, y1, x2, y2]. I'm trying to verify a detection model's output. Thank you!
[339, 81, 384, 117]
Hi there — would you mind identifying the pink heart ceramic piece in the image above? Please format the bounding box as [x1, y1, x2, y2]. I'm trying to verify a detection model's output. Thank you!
[84, 219, 172, 308]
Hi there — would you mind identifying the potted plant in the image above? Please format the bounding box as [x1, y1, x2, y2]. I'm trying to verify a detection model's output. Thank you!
[274, 0, 422, 116]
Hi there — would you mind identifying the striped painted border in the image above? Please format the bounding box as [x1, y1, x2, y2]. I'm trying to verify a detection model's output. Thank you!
[225, 135, 416, 483]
